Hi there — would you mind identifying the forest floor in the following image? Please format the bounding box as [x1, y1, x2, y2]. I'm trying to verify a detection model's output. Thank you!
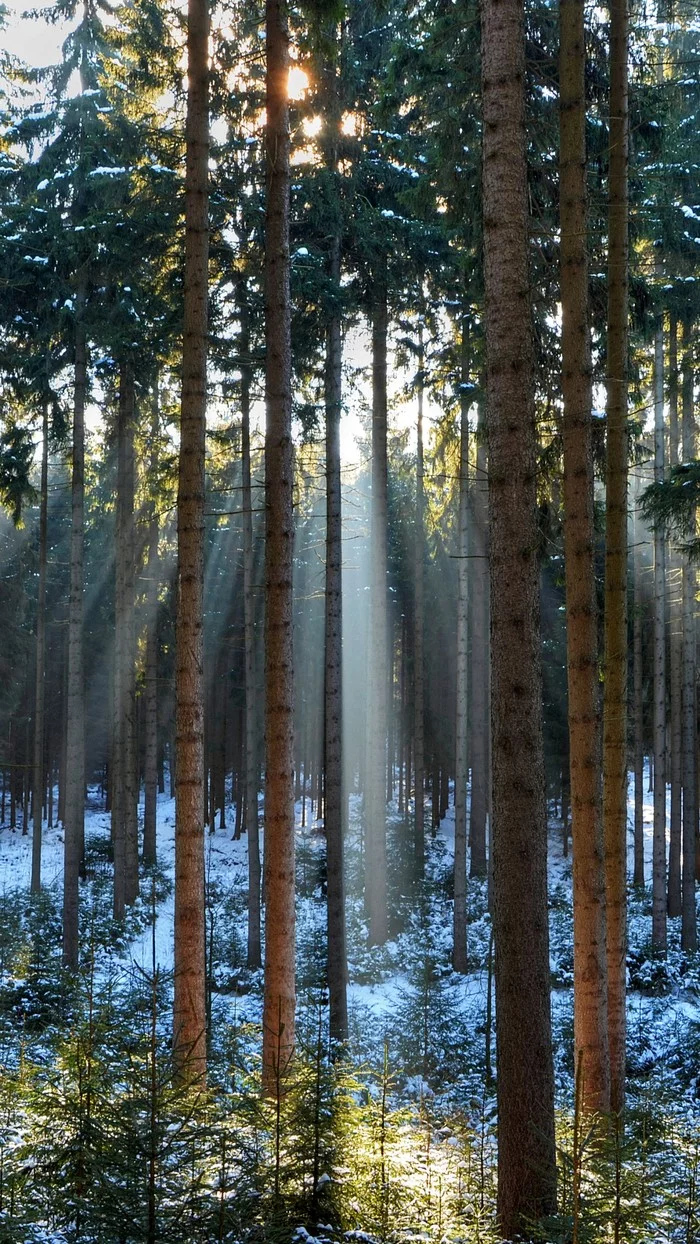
[0, 780, 699, 1241]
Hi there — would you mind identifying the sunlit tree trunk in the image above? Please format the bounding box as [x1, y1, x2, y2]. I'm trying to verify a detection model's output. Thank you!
[560, 0, 610, 1113]
[143, 386, 160, 869]
[652, 325, 667, 953]
[364, 267, 389, 946]
[63, 289, 87, 968]
[414, 330, 426, 878]
[481, 0, 557, 1228]
[453, 334, 469, 975]
[173, 0, 209, 1080]
[681, 319, 697, 952]
[31, 400, 49, 894]
[665, 317, 682, 916]
[633, 477, 645, 887]
[603, 0, 629, 1112]
[262, 0, 296, 1095]
[238, 284, 261, 971]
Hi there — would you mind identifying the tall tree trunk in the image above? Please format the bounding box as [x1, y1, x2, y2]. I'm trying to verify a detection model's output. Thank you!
[31, 400, 49, 894]
[414, 330, 426, 878]
[364, 269, 389, 946]
[668, 316, 682, 916]
[560, 0, 610, 1113]
[633, 478, 645, 887]
[114, 360, 139, 919]
[652, 324, 667, 952]
[602, 0, 630, 1114]
[143, 387, 160, 869]
[63, 290, 87, 967]
[262, 0, 296, 1095]
[453, 337, 469, 975]
[173, 0, 209, 1080]
[481, 0, 557, 1230]
[470, 405, 489, 876]
[239, 285, 262, 971]
[324, 228, 348, 1045]
[681, 319, 697, 951]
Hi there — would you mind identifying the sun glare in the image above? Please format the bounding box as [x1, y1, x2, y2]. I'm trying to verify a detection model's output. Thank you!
[288, 66, 309, 100]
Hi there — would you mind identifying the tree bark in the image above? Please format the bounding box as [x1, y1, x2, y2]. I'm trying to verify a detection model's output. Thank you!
[262, 0, 296, 1095]
[602, 0, 630, 1114]
[560, 0, 610, 1113]
[633, 478, 645, 887]
[173, 0, 209, 1080]
[239, 284, 262, 971]
[453, 337, 469, 975]
[143, 386, 160, 869]
[652, 325, 667, 952]
[414, 330, 426, 879]
[481, 0, 557, 1229]
[469, 404, 489, 877]
[31, 399, 49, 894]
[63, 290, 87, 967]
[667, 316, 682, 916]
[364, 269, 389, 946]
[681, 319, 697, 951]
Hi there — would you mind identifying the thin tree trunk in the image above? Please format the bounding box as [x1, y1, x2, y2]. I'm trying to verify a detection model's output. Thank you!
[63, 289, 87, 967]
[31, 400, 49, 894]
[262, 0, 296, 1096]
[560, 0, 610, 1113]
[652, 325, 667, 952]
[633, 479, 645, 887]
[668, 316, 682, 916]
[143, 387, 160, 868]
[324, 222, 348, 1045]
[239, 283, 261, 970]
[453, 334, 469, 975]
[681, 319, 697, 951]
[481, 0, 557, 1228]
[114, 360, 139, 919]
[470, 406, 489, 876]
[414, 329, 426, 877]
[364, 269, 389, 946]
[173, 0, 209, 1080]
[602, 0, 630, 1113]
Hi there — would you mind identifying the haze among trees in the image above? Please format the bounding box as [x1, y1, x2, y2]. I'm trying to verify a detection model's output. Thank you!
[1, 0, 700, 1240]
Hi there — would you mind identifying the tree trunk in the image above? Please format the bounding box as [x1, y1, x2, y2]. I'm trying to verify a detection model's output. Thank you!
[481, 0, 557, 1229]
[114, 360, 139, 919]
[364, 269, 389, 946]
[633, 478, 645, 887]
[143, 387, 160, 869]
[681, 319, 697, 952]
[414, 336, 425, 877]
[453, 337, 469, 975]
[324, 226, 348, 1045]
[470, 404, 489, 876]
[63, 290, 87, 967]
[560, 0, 610, 1114]
[239, 283, 262, 970]
[602, 0, 629, 1114]
[173, 0, 209, 1080]
[667, 316, 682, 916]
[31, 400, 49, 894]
[652, 325, 667, 953]
[262, 0, 296, 1096]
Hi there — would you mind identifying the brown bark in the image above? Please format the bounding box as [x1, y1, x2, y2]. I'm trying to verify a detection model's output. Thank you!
[453, 339, 469, 975]
[63, 291, 87, 967]
[364, 271, 389, 946]
[173, 0, 209, 1080]
[469, 406, 489, 877]
[143, 387, 160, 869]
[602, 0, 630, 1114]
[261, 0, 296, 1095]
[31, 400, 49, 894]
[668, 316, 682, 916]
[652, 326, 667, 952]
[560, 0, 610, 1113]
[481, 0, 557, 1229]
[633, 479, 645, 887]
[681, 320, 697, 951]
[414, 331, 426, 878]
